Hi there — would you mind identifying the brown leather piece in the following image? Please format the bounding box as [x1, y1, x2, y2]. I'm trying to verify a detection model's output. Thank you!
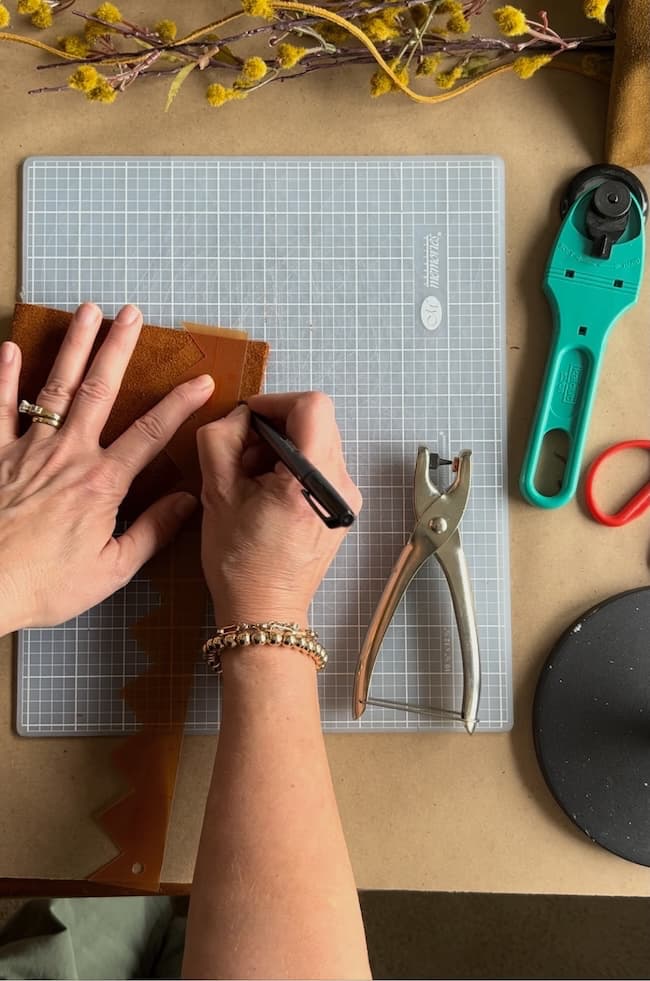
[12, 303, 201, 442]
[11, 303, 270, 516]
[12, 303, 270, 891]
[89, 518, 207, 892]
[606, 0, 650, 167]
[166, 327, 250, 495]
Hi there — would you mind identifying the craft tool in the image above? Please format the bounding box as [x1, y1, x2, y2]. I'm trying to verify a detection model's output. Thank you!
[520, 165, 647, 508]
[354, 447, 481, 734]
[18, 155, 511, 734]
[585, 439, 650, 526]
[534, 587, 650, 867]
[248, 408, 355, 529]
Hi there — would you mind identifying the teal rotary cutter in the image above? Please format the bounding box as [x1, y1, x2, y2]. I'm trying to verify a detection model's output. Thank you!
[520, 165, 647, 508]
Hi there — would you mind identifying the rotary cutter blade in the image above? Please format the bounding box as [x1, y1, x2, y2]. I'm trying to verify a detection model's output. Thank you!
[520, 165, 647, 509]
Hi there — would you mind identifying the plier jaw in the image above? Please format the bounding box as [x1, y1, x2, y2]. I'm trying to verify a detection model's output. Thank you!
[353, 446, 481, 733]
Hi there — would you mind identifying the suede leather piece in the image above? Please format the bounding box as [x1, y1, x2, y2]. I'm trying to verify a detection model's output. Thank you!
[87, 513, 209, 892]
[11, 302, 270, 891]
[606, 0, 650, 167]
[165, 329, 250, 495]
[11, 303, 269, 515]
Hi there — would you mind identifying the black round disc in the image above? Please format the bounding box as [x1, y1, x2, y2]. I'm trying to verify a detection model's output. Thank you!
[533, 588, 650, 866]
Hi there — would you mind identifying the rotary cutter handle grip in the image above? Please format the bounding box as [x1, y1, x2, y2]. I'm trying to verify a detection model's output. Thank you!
[520, 325, 608, 508]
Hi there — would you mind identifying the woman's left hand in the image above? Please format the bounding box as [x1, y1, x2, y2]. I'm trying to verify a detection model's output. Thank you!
[0, 302, 215, 634]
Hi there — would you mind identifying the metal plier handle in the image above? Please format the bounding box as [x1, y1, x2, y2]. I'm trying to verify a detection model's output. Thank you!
[353, 447, 481, 733]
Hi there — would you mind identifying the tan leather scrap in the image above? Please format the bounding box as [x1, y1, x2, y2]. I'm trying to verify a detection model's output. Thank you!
[12, 303, 269, 890]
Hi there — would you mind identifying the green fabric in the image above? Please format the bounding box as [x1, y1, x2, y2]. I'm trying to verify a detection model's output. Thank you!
[0, 897, 186, 980]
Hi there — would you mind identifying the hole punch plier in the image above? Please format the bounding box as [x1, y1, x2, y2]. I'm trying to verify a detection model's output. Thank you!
[353, 446, 481, 733]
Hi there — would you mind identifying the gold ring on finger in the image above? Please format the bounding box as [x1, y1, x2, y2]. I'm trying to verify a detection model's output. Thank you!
[18, 399, 64, 430]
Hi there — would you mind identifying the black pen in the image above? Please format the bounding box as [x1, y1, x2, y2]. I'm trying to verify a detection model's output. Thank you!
[246, 408, 356, 530]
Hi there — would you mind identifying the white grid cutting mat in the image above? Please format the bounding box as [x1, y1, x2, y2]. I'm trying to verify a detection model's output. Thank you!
[17, 155, 512, 735]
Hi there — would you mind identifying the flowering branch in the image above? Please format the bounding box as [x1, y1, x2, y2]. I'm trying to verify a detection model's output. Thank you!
[0, 0, 616, 107]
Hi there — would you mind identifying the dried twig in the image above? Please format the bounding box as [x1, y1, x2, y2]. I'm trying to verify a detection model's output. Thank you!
[0, 0, 615, 106]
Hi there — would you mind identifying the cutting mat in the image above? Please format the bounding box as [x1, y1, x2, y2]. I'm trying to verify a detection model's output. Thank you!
[17, 155, 512, 734]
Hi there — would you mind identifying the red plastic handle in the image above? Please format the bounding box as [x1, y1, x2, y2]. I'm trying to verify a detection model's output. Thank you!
[585, 439, 650, 527]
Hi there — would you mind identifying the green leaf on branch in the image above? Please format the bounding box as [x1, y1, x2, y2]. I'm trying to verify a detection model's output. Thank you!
[164, 60, 197, 111]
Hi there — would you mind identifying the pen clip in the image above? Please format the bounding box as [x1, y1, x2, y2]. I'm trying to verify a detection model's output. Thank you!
[301, 489, 347, 529]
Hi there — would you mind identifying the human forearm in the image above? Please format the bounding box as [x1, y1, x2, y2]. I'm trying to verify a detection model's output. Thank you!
[183, 649, 371, 980]
[188, 393, 366, 978]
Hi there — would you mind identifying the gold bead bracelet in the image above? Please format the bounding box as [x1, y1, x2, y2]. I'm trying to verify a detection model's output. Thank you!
[202, 621, 328, 673]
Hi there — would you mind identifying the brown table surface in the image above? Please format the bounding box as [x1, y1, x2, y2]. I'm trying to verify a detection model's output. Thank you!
[1, 2, 649, 896]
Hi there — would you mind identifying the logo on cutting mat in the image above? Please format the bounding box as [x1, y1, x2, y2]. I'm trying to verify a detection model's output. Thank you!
[415, 227, 447, 335]
[421, 295, 443, 331]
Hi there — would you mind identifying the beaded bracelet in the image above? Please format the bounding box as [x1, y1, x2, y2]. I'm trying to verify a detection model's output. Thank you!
[202, 621, 328, 673]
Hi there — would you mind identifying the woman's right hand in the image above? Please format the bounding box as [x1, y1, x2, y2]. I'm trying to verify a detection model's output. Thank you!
[197, 392, 362, 629]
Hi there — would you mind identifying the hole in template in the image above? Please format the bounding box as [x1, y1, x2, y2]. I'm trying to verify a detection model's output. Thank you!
[565, 270, 575, 278]
[614, 279, 624, 288]
[578, 326, 587, 336]
[131, 862, 145, 875]
[533, 429, 571, 497]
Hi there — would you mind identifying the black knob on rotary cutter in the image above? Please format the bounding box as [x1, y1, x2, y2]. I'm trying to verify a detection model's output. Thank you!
[586, 180, 631, 259]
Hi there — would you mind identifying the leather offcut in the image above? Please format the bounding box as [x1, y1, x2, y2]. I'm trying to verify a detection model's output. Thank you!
[11, 303, 269, 891]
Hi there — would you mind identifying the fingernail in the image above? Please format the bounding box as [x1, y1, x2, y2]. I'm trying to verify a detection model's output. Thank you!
[0, 342, 15, 365]
[115, 304, 141, 326]
[76, 302, 102, 328]
[174, 493, 198, 519]
[189, 374, 214, 391]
